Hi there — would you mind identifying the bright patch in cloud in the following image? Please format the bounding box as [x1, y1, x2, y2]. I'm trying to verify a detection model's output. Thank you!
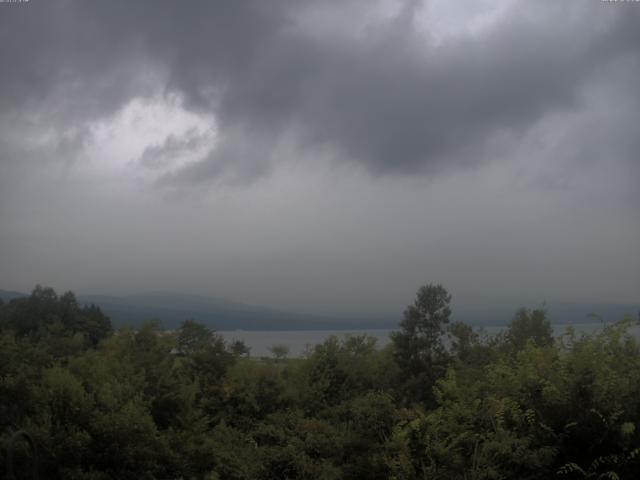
[88, 94, 217, 179]
[420, 0, 517, 45]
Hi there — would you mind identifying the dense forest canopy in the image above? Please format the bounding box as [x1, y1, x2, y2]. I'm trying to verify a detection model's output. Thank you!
[1, 285, 639, 479]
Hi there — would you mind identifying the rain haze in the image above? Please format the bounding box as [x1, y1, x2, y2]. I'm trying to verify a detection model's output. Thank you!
[1, 0, 638, 321]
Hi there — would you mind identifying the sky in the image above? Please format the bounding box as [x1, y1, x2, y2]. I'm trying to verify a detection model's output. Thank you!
[0, 0, 638, 317]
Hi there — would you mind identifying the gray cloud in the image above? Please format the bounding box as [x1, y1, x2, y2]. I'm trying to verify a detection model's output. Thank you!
[1, 0, 638, 183]
[137, 128, 211, 170]
[0, 0, 638, 316]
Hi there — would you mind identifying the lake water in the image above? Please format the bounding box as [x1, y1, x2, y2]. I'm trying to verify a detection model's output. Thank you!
[219, 322, 640, 357]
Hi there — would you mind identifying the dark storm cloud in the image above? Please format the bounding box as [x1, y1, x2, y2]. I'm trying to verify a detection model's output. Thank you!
[0, 0, 639, 181]
[0, 2, 153, 122]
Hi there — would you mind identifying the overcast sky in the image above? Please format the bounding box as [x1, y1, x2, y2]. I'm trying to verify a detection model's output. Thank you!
[0, 0, 638, 317]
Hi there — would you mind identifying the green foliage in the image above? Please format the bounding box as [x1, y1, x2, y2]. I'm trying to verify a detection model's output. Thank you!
[299, 334, 397, 412]
[252, 411, 343, 479]
[177, 318, 215, 353]
[0, 285, 111, 351]
[505, 306, 554, 352]
[229, 339, 251, 357]
[220, 359, 292, 429]
[1, 284, 639, 479]
[269, 344, 290, 360]
[391, 283, 452, 404]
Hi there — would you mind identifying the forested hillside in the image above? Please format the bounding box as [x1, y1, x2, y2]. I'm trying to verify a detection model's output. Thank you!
[1, 285, 639, 479]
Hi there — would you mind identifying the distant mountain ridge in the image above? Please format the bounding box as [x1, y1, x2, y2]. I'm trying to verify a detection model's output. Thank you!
[0, 289, 26, 302]
[83, 292, 402, 330]
[1, 289, 637, 331]
[0, 289, 394, 330]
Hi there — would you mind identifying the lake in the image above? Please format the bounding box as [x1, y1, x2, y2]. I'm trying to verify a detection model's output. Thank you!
[219, 329, 394, 357]
[219, 322, 640, 357]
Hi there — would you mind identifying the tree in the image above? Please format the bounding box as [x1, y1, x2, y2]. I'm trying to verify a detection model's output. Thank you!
[391, 283, 452, 403]
[506, 307, 553, 352]
[177, 319, 214, 353]
[447, 321, 478, 361]
[269, 344, 290, 361]
[175, 320, 235, 403]
[0, 286, 111, 350]
[230, 340, 251, 357]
